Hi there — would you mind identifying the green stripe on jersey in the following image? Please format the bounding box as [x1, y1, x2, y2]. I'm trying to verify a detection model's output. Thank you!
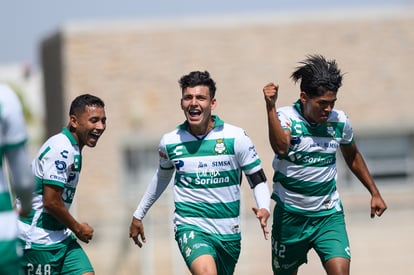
[278, 151, 336, 167]
[34, 177, 65, 194]
[242, 158, 261, 171]
[0, 239, 20, 262]
[175, 169, 240, 189]
[38, 146, 51, 160]
[2, 139, 27, 151]
[175, 200, 240, 219]
[291, 120, 346, 138]
[34, 177, 43, 194]
[19, 209, 66, 231]
[19, 209, 36, 225]
[166, 138, 235, 159]
[36, 212, 66, 231]
[274, 172, 337, 196]
[0, 192, 13, 211]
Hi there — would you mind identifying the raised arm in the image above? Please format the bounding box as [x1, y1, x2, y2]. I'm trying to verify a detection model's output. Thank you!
[262, 83, 290, 155]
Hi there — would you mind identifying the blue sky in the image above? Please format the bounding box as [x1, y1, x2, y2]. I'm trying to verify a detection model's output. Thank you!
[1, 0, 410, 66]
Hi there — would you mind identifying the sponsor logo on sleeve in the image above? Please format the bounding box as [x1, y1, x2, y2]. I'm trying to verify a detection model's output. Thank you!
[60, 150, 69, 159]
[55, 160, 67, 171]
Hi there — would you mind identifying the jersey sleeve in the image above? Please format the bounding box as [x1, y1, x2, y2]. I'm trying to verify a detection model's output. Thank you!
[340, 112, 354, 145]
[277, 109, 292, 131]
[158, 135, 175, 170]
[35, 144, 71, 188]
[133, 136, 175, 220]
[234, 129, 262, 175]
[1, 85, 28, 148]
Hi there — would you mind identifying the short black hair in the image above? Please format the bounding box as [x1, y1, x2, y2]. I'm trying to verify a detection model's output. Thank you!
[291, 54, 343, 97]
[178, 71, 217, 99]
[69, 94, 105, 116]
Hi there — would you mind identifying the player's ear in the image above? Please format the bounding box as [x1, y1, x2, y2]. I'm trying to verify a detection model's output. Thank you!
[210, 97, 217, 110]
[300, 92, 307, 104]
[69, 115, 78, 130]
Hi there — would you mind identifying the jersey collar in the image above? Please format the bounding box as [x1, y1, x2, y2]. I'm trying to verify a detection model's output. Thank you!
[61, 127, 78, 146]
[293, 99, 303, 116]
[293, 99, 321, 127]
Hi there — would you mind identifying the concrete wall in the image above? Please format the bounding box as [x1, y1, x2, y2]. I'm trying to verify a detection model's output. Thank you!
[40, 7, 414, 275]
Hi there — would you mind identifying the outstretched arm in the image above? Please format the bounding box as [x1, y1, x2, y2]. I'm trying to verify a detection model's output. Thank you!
[247, 169, 271, 240]
[129, 167, 174, 247]
[251, 182, 271, 240]
[341, 143, 387, 218]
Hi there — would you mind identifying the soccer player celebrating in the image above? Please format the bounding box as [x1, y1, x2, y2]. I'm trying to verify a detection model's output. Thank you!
[18, 94, 107, 275]
[262, 55, 387, 275]
[130, 70, 271, 275]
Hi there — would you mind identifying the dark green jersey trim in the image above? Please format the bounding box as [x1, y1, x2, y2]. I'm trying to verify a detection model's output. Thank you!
[175, 200, 240, 219]
[61, 127, 78, 146]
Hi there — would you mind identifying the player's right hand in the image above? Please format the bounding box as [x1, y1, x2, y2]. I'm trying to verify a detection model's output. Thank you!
[129, 217, 146, 248]
[263, 82, 279, 107]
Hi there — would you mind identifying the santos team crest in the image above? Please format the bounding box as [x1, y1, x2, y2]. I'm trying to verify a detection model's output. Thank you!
[327, 125, 336, 137]
[214, 139, 226, 154]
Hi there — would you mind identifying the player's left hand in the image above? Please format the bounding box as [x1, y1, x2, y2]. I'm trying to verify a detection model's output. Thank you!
[370, 194, 387, 218]
[252, 207, 270, 240]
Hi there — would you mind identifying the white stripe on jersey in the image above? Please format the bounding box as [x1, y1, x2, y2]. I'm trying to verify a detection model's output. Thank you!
[174, 184, 240, 204]
[274, 157, 337, 183]
[18, 222, 72, 248]
[273, 182, 341, 212]
[175, 216, 241, 235]
[0, 211, 18, 240]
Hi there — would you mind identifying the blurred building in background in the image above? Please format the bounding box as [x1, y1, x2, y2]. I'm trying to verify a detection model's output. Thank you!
[28, 6, 414, 275]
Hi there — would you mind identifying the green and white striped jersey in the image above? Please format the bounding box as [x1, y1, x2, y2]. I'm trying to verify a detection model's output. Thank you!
[272, 100, 353, 217]
[160, 116, 263, 241]
[0, 84, 28, 249]
[18, 127, 82, 250]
